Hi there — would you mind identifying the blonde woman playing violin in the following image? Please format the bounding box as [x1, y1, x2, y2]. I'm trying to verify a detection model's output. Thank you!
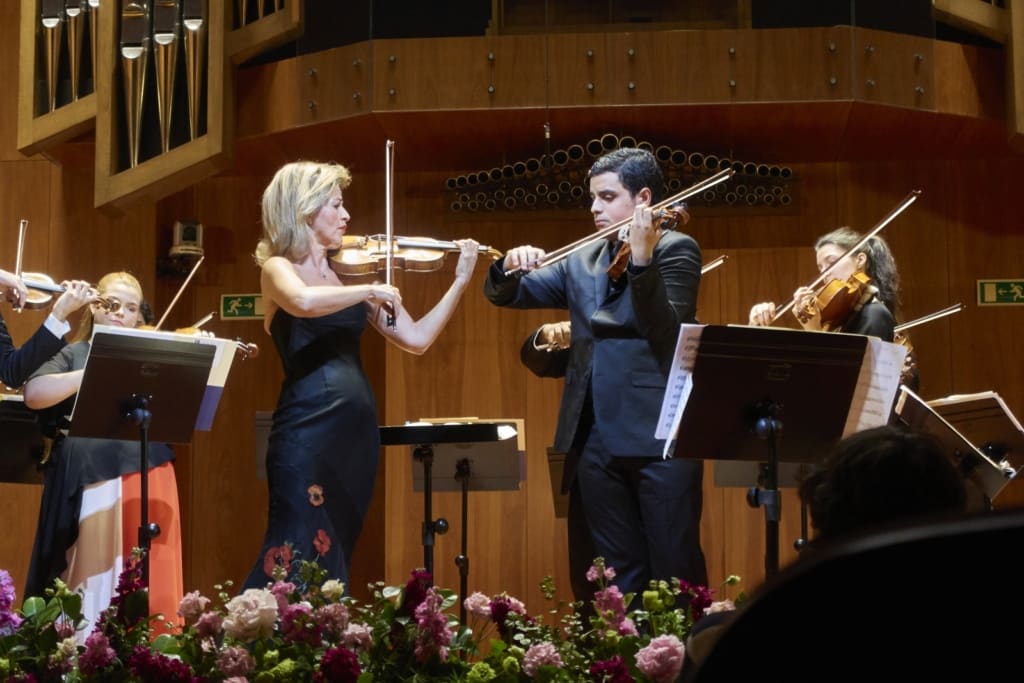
[244, 160, 478, 592]
[748, 228, 900, 341]
[0, 267, 93, 389]
[22, 271, 184, 639]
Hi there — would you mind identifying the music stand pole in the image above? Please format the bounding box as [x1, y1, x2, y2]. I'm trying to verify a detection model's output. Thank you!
[746, 401, 782, 579]
[127, 394, 160, 588]
[413, 444, 449, 581]
[455, 458, 471, 625]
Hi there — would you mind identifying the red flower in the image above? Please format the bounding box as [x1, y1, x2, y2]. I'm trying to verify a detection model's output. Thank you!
[315, 646, 361, 682]
[308, 484, 325, 506]
[263, 544, 294, 578]
[313, 529, 332, 555]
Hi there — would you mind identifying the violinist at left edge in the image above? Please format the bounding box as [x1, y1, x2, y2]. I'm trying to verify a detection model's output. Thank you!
[243, 160, 479, 592]
[22, 271, 184, 638]
[0, 267, 93, 389]
[485, 147, 708, 604]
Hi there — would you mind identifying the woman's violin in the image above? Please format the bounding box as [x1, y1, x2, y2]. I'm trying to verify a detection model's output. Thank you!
[794, 271, 878, 332]
[330, 234, 501, 277]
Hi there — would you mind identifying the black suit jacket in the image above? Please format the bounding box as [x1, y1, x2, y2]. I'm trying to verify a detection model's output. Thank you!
[486, 232, 701, 457]
[0, 311, 65, 389]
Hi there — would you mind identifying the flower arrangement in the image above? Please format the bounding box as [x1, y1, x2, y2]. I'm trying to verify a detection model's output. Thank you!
[0, 556, 739, 682]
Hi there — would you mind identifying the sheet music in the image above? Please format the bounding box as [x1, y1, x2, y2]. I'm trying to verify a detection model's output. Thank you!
[655, 324, 705, 441]
[929, 391, 1024, 434]
[840, 337, 908, 436]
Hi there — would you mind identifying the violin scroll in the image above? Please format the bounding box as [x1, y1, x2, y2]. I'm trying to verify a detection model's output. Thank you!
[606, 201, 690, 281]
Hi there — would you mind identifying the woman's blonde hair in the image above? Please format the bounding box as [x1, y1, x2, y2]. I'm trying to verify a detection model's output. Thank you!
[73, 271, 143, 343]
[254, 161, 352, 265]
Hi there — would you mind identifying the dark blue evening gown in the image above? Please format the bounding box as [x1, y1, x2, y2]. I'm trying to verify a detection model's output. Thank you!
[243, 303, 380, 589]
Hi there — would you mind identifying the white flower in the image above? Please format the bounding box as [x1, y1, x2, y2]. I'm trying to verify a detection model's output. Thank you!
[704, 599, 736, 615]
[223, 588, 278, 641]
[321, 579, 345, 602]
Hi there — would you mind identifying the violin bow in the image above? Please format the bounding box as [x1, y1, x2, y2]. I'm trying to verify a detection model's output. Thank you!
[769, 189, 921, 324]
[701, 254, 728, 275]
[384, 139, 396, 327]
[506, 167, 734, 276]
[155, 255, 205, 330]
[893, 303, 963, 334]
[12, 219, 28, 312]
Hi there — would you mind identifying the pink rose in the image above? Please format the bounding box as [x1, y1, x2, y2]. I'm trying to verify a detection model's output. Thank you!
[635, 634, 685, 683]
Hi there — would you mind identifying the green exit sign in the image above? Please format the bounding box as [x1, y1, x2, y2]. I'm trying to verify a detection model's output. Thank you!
[977, 279, 1024, 306]
[220, 293, 264, 320]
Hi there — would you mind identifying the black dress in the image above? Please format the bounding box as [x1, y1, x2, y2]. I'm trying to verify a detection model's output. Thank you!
[244, 304, 380, 589]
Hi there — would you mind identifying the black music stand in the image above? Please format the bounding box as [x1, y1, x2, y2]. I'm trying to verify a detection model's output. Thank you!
[70, 330, 215, 592]
[668, 325, 873, 578]
[380, 421, 521, 623]
[0, 397, 45, 485]
[893, 387, 1017, 507]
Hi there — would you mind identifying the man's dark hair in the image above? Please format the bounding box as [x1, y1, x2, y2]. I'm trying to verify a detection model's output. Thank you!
[588, 148, 665, 203]
[799, 425, 967, 541]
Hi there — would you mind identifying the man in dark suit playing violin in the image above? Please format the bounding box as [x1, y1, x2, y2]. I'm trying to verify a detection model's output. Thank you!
[0, 268, 93, 389]
[485, 148, 708, 601]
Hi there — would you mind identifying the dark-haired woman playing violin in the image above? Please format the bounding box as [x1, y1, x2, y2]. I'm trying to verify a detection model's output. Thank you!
[748, 227, 900, 341]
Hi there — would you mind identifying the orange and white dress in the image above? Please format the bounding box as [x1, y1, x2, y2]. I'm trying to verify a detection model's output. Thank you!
[24, 342, 183, 640]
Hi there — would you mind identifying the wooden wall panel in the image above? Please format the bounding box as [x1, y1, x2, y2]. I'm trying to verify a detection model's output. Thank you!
[1, 1, 28, 161]
[372, 38, 493, 111]
[730, 27, 855, 103]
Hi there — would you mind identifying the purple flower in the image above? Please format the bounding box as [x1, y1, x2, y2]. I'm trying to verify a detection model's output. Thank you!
[128, 645, 197, 682]
[523, 641, 563, 678]
[79, 631, 117, 674]
[679, 579, 714, 621]
[216, 645, 255, 678]
[489, 594, 527, 637]
[413, 587, 454, 663]
[463, 591, 491, 618]
[177, 590, 211, 625]
[194, 610, 224, 639]
[280, 602, 323, 645]
[400, 569, 432, 616]
[315, 602, 350, 639]
[636, 634, 686, 683]
[593, 585, 628, 630]
[342, 622, 373, 651]
[271, 580, 296, 612]
[315, 646, 361, 683]
[589, 655, 633, 683]
[0, 569, 17, 611]
[586, 563, 617, 584]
